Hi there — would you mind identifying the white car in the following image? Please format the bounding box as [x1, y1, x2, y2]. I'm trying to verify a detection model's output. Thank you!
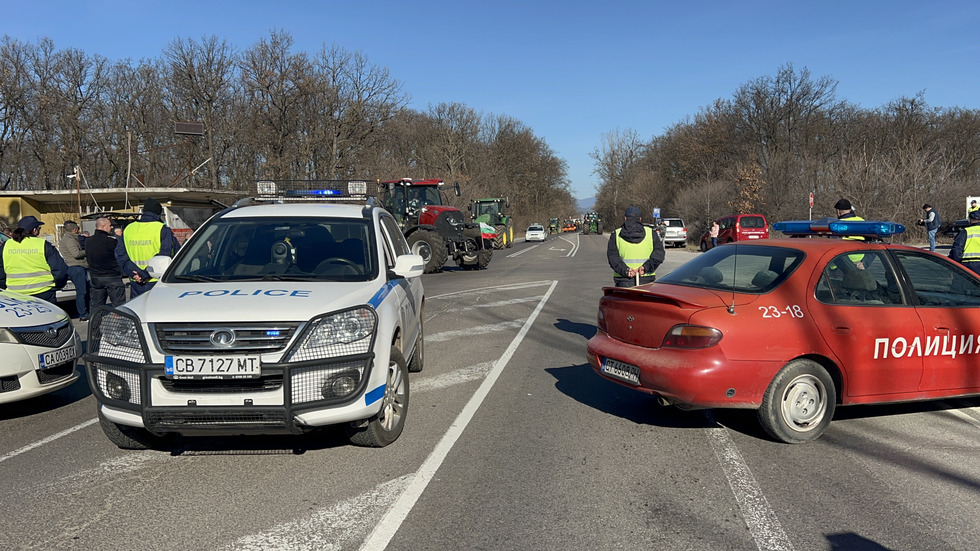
[525, 224, 547, 242]
[0, 290, 82, 404]
[84, 196, 425, 449]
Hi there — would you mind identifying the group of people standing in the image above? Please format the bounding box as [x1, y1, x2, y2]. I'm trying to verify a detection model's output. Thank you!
[0, 198, 180, 318]
[606, 198, 980, 287]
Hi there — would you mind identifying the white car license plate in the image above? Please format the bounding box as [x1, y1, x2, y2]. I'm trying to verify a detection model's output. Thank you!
[39, 342, 77, 369]
[602, 358, 640, 385]
[165, 355, 262, 379]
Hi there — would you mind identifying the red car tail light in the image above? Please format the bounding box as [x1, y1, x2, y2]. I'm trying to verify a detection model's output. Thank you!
[662, 325, 723, 349]
[597, 308, 606, 332]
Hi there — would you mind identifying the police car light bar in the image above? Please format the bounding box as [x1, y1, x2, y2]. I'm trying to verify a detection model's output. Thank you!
[253, 180, 371, 200]
[773, 218, 906, 237]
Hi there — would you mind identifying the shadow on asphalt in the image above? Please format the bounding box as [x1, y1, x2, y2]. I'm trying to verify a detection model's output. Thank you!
[0, 366, 93, 421]
[545, 363, 713, 430]
[167, 427, 351, 455]
[553, 318, 596, 340]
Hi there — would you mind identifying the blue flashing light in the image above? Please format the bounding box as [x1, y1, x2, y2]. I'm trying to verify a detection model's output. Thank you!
[266, 330, 281, 337]
[285, 189, 343, 196]
[773, 219, 905, 237]
[829, 220, 905, 236]
[772, 221, 817, 234]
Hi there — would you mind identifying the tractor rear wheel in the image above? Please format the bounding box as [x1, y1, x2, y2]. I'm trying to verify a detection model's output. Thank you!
[494, 224, 506, 249]
[407, 229, 447, 273]
[505, 222, 513, 248]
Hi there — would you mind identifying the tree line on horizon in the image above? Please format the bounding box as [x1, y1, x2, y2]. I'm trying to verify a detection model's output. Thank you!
[591, 64, 980, 243]
[0, 31, 577, 228]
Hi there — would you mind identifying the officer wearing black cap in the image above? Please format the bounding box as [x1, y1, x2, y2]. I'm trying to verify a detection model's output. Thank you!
[0, 216, 69, 304]
[114, 198, 181, 297]
[607, 206, 665, 287]
[949, 210, 980, 275]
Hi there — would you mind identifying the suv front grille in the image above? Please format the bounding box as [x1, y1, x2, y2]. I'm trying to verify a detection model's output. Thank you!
[160, 375, 284, 393]
[154, 323, 301, 354]
[145, 410, 291, 431]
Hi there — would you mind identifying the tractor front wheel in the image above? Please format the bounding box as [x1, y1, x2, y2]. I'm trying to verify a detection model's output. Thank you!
[407, 229, 447, 273]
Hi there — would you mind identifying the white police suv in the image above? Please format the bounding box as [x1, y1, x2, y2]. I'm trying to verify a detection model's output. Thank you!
[84, 191, 425, 449]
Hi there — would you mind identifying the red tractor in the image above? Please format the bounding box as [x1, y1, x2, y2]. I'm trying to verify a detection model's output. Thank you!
[378, 178, 494, 273]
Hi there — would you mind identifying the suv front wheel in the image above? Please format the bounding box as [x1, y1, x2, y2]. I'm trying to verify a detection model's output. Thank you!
[346, 347, 409, 447]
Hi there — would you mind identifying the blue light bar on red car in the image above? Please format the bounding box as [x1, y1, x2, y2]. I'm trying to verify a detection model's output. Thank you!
[773, 219, 906, 237]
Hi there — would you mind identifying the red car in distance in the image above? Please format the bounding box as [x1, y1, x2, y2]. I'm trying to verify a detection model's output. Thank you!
[588, 219, 980, 443]
[699, 214, 769, 251]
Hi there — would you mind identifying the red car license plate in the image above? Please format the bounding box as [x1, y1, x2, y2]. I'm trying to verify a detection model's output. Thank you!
[602, 358, 640, 385]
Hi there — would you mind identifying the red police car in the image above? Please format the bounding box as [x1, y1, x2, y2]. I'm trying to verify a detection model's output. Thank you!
[587, 219, 980, 443]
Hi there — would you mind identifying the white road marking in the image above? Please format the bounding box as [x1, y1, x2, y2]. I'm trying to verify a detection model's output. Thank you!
[507, 244, 540, 257]
[437, 295, 543, 315]
[426, 320, 526, 343]
[557, 233, 579, 257]
[945, 407, 980, 428]
[0, 418, 98, 465]
[35, 451, 160, 494]
[703, 413, 795, 551]
[359, 280, 558, 551]
[221, 475, 414, 551]
[411, 362, 495, 393]
[427, 280, 553, 300]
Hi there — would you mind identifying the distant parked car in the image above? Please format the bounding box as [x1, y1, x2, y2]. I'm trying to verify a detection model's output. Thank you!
[660, 218, 687, 248]
[525, 224, 547, 242]
[700, 214, 769, 251]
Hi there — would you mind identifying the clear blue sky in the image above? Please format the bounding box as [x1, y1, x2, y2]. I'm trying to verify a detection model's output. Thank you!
[5, 1, 980, 200]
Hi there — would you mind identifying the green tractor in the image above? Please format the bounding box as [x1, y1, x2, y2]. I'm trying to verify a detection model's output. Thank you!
[583, 212, 603, 235]
[469, 197, 513, 249]
[548, 218, 560, 234]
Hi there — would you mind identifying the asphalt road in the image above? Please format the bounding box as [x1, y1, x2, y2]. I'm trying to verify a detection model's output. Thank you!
[2, 232, 979, 551]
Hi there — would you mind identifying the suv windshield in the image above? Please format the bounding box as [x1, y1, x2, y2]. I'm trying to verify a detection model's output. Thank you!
[167, 216, 377, 282]
[659, 245, 804, 293]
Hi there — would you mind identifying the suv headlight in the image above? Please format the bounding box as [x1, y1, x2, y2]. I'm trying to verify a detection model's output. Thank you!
[92, 309, 146, 363]
[287, 307, 377, 362]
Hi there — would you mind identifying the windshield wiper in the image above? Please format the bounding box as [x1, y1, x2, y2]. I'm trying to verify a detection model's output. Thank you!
[173, 274, 223, 282]
[260, 274, 321, 281]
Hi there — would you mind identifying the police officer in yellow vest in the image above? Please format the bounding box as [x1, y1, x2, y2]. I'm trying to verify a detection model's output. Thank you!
[949, 210, 980, 276]
[607, 206, 665, 287]
[114, 198, 181, 297]
[0, 216, 69, 304]
[834, 198, 868, 268]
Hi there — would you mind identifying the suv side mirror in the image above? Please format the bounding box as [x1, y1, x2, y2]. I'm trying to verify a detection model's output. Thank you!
[392, 254, 425, 278]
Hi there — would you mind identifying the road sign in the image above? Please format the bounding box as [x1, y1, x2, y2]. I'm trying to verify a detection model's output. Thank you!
[653, 207, 661, 218]
[809, 192, 814, 208]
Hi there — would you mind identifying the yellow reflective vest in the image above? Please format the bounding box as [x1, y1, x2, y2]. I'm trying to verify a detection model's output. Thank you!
[962, 225, 980, 263]
[2, 237, 55, 295]
[614, 227, 655, 277]
[124, 221, 164, 282]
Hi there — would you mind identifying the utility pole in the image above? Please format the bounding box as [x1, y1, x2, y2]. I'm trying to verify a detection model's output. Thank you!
[74, 165, 82, 217]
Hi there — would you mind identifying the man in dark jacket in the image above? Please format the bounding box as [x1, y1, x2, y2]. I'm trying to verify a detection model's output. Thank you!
[115, 198, 181, 297]
[917, 203, 941, 252]
[0, 216, 69, 304]
[607, 206, 665, 287]
[86, 216, 127, 308]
